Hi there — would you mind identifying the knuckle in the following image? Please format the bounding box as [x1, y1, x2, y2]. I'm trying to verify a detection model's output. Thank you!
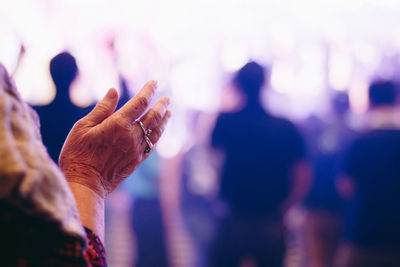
[136, 96, 149, 108]
[96, 102, 109, 114]
[150, 110, 163, 126]
[151, 127, 162, 142]
[74, 118, 86, 128]
[115, 116, 131, 131]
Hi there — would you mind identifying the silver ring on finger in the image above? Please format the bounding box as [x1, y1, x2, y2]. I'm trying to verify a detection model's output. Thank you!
[143, 135, 153, 153]
[137, 120, 153, 153]
[138, 120, 152, 137]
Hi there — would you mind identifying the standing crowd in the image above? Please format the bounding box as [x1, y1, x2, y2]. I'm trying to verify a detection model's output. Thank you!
[1, 48, 400, 267]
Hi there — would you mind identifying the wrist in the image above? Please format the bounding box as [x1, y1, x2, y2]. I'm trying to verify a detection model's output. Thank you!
[61, 162, 106, 199]
[68, 182, 105, 241]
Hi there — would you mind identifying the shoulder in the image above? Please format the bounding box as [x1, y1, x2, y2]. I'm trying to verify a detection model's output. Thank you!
[268, 115, 300, 134]
[352, 129, 388, 144]
[212, 112, 238, 146]
[216, 112, 237, 121]
[352, 129, 400, 149]
[214, 112, 239, 129]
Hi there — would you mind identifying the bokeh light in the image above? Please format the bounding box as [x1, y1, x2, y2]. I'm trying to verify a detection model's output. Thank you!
[1, 0, 400, 150]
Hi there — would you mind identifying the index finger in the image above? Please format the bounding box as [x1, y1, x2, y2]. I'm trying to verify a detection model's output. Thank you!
[116, 80, 158, 123]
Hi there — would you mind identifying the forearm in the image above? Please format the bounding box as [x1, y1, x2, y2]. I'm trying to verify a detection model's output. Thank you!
[68, 182, 105, 242]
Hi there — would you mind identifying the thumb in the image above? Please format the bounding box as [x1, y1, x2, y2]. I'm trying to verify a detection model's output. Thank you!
[85, 88, 119, 124]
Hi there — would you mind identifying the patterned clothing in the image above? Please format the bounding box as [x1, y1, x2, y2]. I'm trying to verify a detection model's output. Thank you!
[0, 63, 106, 266]
[85, 228, 107, 267]
[0, 201, 107, 267]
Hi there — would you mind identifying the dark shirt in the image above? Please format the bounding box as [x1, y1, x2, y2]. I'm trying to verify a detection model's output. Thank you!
[34, 99, 87, 163]
[212, 106, 305, 218]
[302, 117, 356, 213]
[344, 129, 400, 250]
[0, 201, 107, 267]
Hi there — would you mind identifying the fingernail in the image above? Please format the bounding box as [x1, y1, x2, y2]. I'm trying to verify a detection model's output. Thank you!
[164, 97, 170, 105]
[106, 88, 117, 99]
[149, 80, 158, 89]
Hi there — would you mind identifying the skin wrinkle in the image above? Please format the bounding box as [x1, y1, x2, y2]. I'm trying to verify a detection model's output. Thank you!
[61, 108, 155, 197]
[56, 80, 170, 241]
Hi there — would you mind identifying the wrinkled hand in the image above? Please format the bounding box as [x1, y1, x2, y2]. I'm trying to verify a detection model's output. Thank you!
[59, 81, 170, 198]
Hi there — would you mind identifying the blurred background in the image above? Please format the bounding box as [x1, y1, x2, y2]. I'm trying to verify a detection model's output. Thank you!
[2, 0, 400, 266]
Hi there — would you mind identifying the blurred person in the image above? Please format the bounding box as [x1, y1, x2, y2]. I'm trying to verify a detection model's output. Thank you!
[130, 153, 169, 267]
[103, 39, 169, 267]
[335, 81, 400, 267]
[302, 93, 357, 267]
[115, 153, 169, 267]
[209, 62, 310, 267]
[0, 62, 171, 266]
[179, 111, 219, 267]
[33, 52, 88, 162]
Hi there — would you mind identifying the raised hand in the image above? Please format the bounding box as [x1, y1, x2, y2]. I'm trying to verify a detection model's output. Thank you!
[59, 80, 170, 198]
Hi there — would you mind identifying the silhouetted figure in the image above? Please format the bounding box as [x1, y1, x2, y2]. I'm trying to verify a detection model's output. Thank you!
[209, 62, 308, 267]
[336, 81, 400, 266]
[125, 153, 169, 267]
[180, 111, 218, 267]
[302, 93, 357, 267]
[34, 52, 86, 163]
